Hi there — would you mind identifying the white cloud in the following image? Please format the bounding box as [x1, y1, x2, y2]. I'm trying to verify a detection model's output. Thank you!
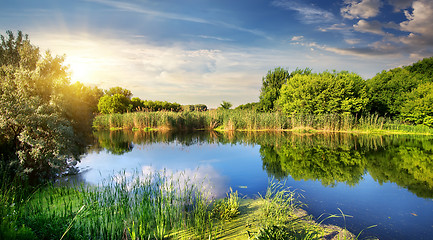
[318, 23, 349, 32]
[291, 35, 304, 41]
[400, 0, 433, 39]
[387, 0, 415, 11]
[354, 20, 385, 35]
[345, 39, 361, 44]
[272, 0, 335, 24]
[341, 0, 383, 19]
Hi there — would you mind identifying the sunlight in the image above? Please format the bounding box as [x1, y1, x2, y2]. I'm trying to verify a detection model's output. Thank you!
[66, 57, 94, 84]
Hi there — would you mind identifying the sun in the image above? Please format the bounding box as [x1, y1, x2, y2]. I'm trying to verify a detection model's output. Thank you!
[66, 57, 95, 84]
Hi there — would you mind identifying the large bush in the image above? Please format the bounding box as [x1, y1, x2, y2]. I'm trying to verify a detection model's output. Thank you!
[278, 71, 368, 115]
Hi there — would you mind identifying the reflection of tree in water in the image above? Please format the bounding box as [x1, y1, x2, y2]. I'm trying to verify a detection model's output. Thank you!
[260, 143, 366, 186]
[366, 138, 433, 198]
[92, 130, 433, 198]
[94, 131, 133, 155]
[260, 134, 433, 198]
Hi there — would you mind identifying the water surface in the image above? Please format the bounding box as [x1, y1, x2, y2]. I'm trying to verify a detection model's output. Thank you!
[74, 130, 433, 240]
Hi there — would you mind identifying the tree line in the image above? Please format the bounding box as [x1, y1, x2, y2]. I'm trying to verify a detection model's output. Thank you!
[240, 58, 433, 127]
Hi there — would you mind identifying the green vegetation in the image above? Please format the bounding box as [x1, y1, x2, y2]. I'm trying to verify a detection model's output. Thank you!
[258, 67, 312, 112]
[278, 71, 368, 115]
[97, 87, 183, 114]
[0, 31, 100, 182]
[93, 109, 433, 135]
[1, 171, 365, 240]
[219, 100, 233, 110]
[0, 171, 220, 239]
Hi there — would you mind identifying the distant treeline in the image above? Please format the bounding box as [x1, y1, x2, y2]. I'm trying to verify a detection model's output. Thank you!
[97, 86, 207, 113]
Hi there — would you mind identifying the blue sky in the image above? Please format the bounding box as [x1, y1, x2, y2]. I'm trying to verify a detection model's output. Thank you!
[1, 0, 432, 107]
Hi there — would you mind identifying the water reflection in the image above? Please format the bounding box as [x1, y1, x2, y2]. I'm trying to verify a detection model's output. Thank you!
[87, 130, 433, 199]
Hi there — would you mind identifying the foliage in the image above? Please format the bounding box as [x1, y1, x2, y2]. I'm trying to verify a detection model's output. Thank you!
[0, 30, 91, 181]
[278, 71, 368, 115]
[211, 188, 240, 221]
[235, 102, 260, 111]
[182, 104, 208, 112]
[104, 86, 132, 99]
[97, 93, 131, 114]
[219, 100, 232, 110]
[400, 82, 433, 127]
[0, 30, 34, 68]
[259, 67, 312, 112]
[98, 91, 183, 113]
[366, 68, 416, 117]
[367, 56, 433, 118]
[259, 67, 290, 112]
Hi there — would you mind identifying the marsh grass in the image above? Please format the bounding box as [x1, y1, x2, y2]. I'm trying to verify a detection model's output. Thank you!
[1, 170, 221, 240]
[93, 110, 432, 134]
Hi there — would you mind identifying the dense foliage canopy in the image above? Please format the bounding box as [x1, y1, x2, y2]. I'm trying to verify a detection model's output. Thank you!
[278, 71, 368, 115]
[0, 31, 101, 181]
[365, 56, 433, 125]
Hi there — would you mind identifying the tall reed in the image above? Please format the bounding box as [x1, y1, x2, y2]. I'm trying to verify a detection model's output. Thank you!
[2, 170, 219, 239]
[93, 110, 432, 133]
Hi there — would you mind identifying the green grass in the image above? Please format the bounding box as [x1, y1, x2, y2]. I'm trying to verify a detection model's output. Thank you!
[1, 170, 220, 239]
[93, 110, 433, 134]
[1, 171, 376, 240]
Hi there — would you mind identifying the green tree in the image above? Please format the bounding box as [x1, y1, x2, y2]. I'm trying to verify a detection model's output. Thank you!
[97, 94, 131, 114]
[0, 31, 82, 181]
[220, 101, 232, 110]
[258, 67, 312, 112]
[235, 102, 259, 111]
[400, 82, 433, 127]
[105, 86, 133, 99]
[258, 67, 289, 112]
[366, 56, 433, 118]
[278, 71, 368, 115]
[366, 68, 416, 117]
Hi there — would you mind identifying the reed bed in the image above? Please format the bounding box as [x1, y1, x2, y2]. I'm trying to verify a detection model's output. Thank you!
[92, 110, 432, 134]
[0, 171, 222, 239]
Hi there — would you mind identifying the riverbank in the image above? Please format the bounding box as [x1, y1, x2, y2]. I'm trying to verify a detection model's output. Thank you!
[93, 110, 433, 135]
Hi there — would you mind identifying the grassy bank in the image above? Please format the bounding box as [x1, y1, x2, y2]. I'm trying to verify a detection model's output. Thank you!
[0, 171, 366, 239]
[93, 110, 433, 134]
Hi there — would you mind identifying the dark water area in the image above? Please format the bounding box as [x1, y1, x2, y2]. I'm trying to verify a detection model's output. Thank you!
[73, 130, 433, 240]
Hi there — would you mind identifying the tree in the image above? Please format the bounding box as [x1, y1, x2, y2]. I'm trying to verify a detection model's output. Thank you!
[366, 56, 433, 118]
[366, 68, 416, 117]
[105, 86, 133, 99]
[97, 94, 131, 114]
[0, 31, 82, 181]
[220, 101, 232, 110]
[258, 67, 289, 112]
[258, 67, 312, 112]
[235, 102, 259, 111]
[400, 82, 433, 127]
[278, 71, 368, 115]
